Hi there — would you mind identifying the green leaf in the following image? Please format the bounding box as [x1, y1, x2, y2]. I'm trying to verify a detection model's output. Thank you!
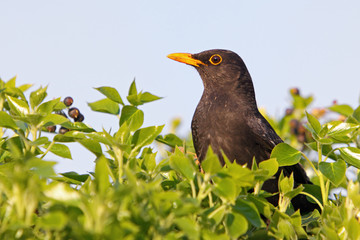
[201, 147, 222, 175]
[339, 147, 360, 168]
[41, 114, 69, 127]
[271, 143, 302, 166]
[60, 172, 89, 183]
[6, 95, 30, 116]
[0, 112, 19, 130]
[347, 181, 360, 208]
[127, 91, 162, 106]
[139, 91, 162, 103]
[45, 143, 72, 159]
[213, 177, 237, 203]
[328, 104, 354, 117]
[60, 122, 95, 132]
[44, 182, 81, 203]
[127, 94, 141, 106]
[306, 111, 321, 134]
[64, 131, 86, 140]
[156, 133, 183, 148]
[352, 106, 360, 122]
[115, 121, 131, 144]
[131, 125, 164, 149]
[128, 79, 137, 95]
[54, 134, 77, 143]
[38, 211, 68, 230]
[3, 136, 25, 158]
[53, 101, 67, 111]
[207, 205, 226, 226]
[293, 95, 313, 109]
[78, 138, 102, 157]
[30, 86, 48, 109]
[277, 218, 296, 239]
[346, 218, 360, 240]
[27, 158, 56, 177]
[319, 160, 346, 186]
[88, 98, 120, 115]
[18, 83, 33, 92]
[169, 147, 196, 180]
[225, 212, 248, 239]
[5, 75, 16, 87]
[142, 152, 157, 172]
[302, 184, 322, 205]
[37, 98, 61, 115]
[20, 113, 43, 125]
[4, 87, 27, 101]
[317, 138, 333, 145]
[259, 158, 279, 177]
[87, 131, 113, 146]
[119, 105, 144, 131]
[174, 217, 199, 239]
[233, 199, 263, 228]
[95, 86, 124, 105]
[284, 185, 304, 200]
[225, 162, 255, 187]
[32, 136, 50, 146]
[247, 195, 272, 219]
[279, 173, 294, 194]
[326, 121, 359, 137]
[95, 155, 111, 195]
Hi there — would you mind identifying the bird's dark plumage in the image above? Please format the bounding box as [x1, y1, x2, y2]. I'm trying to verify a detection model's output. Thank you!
[168, 49, 319, 213]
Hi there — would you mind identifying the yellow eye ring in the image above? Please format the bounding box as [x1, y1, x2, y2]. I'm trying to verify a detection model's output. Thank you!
[209, 54, 222, 65]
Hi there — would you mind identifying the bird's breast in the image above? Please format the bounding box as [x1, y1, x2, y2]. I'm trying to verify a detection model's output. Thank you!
[191, 97, 258, 165]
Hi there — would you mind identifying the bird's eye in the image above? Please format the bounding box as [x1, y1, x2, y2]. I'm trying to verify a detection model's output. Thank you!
[209, 54, 222, 65]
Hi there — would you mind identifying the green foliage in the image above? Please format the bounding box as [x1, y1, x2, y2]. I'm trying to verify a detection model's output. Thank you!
[0, 76, 360, 239]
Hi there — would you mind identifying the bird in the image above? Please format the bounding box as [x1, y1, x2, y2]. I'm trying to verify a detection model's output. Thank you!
[167, 49, 319, 213]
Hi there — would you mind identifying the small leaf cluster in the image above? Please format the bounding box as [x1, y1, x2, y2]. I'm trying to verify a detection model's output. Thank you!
[0, 77, 360, 239]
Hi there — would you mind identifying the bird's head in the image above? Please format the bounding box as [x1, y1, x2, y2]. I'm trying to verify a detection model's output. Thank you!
[167, 49, 251, 91]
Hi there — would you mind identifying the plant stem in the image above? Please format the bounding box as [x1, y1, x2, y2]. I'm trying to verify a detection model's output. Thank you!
[323, 147, 340, 162]
[208, 192, 213, 207]
[40, 140, 55, 159]
[190, 180, 196, 198]
[317, 142, 328, 207]
[113, 147, 124, 183]
[301, 152, 319, 176]
[300, 192, 323, 211]
[30, 127, 38, 154]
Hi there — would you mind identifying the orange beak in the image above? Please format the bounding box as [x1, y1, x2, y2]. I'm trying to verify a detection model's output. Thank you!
[167, 53, 206, 67]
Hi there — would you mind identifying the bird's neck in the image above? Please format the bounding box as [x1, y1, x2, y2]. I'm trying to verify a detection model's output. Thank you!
[234, 72, 258, 108]
[202, 72, 258, 111]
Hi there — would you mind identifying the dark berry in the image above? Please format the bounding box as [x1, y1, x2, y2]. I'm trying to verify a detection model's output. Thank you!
[289, 119, 299, 135]
[297, 133, 306, 143]
[68, 108, 80, 119]
[297, 124, 306, 134]
[75, 113, 85, 122]
[290, 88, 300, 95]
[285, 108, 294, 116]
[59, 127, 69, 134]
[63, 96, 74, 107]
[46, 125, 56, 132]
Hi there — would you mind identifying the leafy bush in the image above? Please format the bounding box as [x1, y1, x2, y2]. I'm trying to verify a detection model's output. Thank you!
[0, 76, 360, 239]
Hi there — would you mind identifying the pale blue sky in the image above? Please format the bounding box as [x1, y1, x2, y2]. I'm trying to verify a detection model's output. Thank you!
[1, 1, 360, 173]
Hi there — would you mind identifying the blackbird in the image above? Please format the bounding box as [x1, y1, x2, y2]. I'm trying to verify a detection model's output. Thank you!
[168, 49, 319, 213]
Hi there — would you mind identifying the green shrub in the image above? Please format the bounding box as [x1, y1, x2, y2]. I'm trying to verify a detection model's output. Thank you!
[0, 76, 360, 239]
